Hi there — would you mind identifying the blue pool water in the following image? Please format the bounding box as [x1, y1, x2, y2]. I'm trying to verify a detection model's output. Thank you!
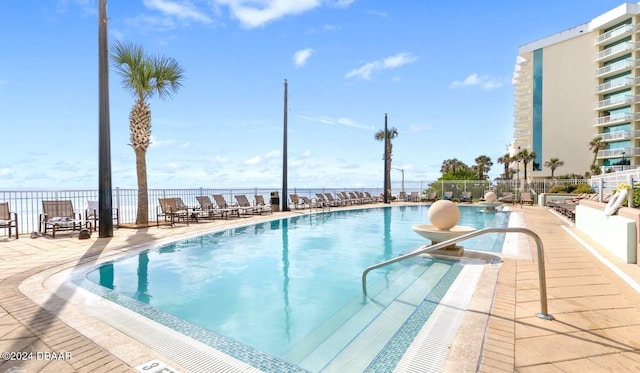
[85, 205, 509, 372]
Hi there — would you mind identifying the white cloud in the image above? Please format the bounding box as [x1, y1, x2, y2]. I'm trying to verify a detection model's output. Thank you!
[450, 73, 503, 90]
[264, 150, 281, 159]
[346, 52, 417, 80]
[214, 0, 321, 28]
[143, 0, 213, 23]
[298, 114, 372, 130]
[244, 156, 262, 165]
[366, 9, 388, 18]
[293, 48, 314, 67]
[0, 167, 13, 176]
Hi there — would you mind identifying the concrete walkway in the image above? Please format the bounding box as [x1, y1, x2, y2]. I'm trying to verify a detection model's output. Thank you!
[0, 204, 639, 372]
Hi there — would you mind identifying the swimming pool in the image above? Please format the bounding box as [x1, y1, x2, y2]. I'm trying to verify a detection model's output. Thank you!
[83, 205, 510, 372]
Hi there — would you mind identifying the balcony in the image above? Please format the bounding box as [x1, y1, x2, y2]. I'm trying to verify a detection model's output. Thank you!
[594, 24, 634, 46]
[594, 76, 633, 94]
[595, 130, 633, 141]
[593, 112, 633, 127]
[594, 94, 633, 110]
[595, 59, 634, 78]
[594, 41, 634, 62]
[597, 147, 634, 158]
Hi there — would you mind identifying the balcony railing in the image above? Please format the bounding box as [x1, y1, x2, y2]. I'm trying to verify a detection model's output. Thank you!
[594, 41, 634, 61]
[595, 59, 634, 77]
[594, 76, 634, 94]
[594, 94, 633, 109]
[597, 147, 635, 158]
[595, 130, 633, 141]
[593, 112, 633, 126]
[594, 24, 634, 45]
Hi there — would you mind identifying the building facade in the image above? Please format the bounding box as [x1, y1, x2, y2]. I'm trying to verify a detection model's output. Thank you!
[513, 2, 640, 179]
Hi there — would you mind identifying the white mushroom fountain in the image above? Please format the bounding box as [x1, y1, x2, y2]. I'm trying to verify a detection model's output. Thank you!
[478, 191, 502, 212]
[412, 200, 475, 256]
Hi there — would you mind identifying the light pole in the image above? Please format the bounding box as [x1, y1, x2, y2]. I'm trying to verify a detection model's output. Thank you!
[622, 151, 626, 171]
[391, 167, 405, 197]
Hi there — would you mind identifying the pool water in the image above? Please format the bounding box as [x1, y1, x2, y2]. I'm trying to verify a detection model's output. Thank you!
[85, 205, 509, 372]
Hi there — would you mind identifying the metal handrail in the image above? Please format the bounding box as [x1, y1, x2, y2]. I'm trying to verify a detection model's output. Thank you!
[361, 227, 554, 320]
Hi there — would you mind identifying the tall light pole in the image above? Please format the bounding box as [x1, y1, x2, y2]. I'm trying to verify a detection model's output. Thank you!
[391, 167, 405, 196]
[622, 151, 626, 171]
[383, 114, 390, 204]
[98, 0, 113, 237]
[282, 79, 289, 211]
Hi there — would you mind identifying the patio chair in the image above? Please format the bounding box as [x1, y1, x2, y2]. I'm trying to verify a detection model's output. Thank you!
[443, 191, 453, 201]
[84, 200, 120, 232]
[254, 195, 273, 214]
[299, 196, 316, 209]
[0, 202, 18, 239]
[337, 192, 353, 205]
[364, 191, 380, 203]
[40, 200, 86, 237]
[460, 191, 472, 203]
[324, 193, 344, 206]
[520, 192, 534, 206]
[156, 198, 190, 227]
[212, 194, 241, 218]
[234, 194, 258, 215]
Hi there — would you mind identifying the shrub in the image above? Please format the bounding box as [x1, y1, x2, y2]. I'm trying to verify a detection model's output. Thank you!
[549, 185, 568, 193]
[572, 183, 594, 194]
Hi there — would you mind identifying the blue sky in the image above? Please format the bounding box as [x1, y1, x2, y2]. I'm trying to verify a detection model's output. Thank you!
[0, 0, 629, 190]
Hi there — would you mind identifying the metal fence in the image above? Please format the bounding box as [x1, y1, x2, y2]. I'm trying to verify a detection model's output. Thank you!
[0, 187, 387, 235]
[590, 168, 640, 195]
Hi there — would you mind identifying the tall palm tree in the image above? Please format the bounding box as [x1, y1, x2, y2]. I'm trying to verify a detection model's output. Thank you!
[440, 158, 466, 174]
[516, 149, 536, 183]
[375, 127, 399, 200]
[111, 41, 184, 225]
[497, 153, 512, 179]
[588, 136, 606, 168]
[544, 157, 564, 178]
[474, 155, 493, 180]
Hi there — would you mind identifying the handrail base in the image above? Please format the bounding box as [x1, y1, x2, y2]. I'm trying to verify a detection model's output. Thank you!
[536, 312, 555, 320]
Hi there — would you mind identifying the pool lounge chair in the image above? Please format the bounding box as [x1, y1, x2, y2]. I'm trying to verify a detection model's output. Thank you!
[443, 191, 453, 201]
[519, 192, 534, 206]
[212, 194, 242, 218]
[157, 198, 190, 227]
[254, 195, 273, 214]
[195, 196, 227, 219]
[499, 192, 515, 204]
[40, 200, 86, 237]
[290, 194, 308, 209]
[0, 202, 18, 239]
[234, 195, 259, 215]
[324, 193, 344, 206]
[460, 191, 472, 203]
[409, 191, 421, 202]
[425, 192, 437, 202]
[364, 191, 380, 203]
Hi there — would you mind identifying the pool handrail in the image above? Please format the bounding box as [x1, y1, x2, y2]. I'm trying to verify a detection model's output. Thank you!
[361, 227, 555, 320]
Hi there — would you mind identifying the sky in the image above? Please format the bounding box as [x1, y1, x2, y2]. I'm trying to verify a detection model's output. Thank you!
[0, 0, 632, 190]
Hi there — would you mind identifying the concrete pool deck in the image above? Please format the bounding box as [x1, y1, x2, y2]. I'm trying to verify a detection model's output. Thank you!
[0, 203, 639, 372]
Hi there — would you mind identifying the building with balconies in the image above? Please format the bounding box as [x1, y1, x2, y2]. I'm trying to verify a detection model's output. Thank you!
[512, 2, 640, 178]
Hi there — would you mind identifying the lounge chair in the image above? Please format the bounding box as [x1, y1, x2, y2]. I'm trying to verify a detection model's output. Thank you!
[157, 198, 190, 227]
[409, 191, 421, 202]
[348, 192, 363, 204]
[364, 191, 380, 203]
[460, 191, 472, 203]
[212, 194, 242, 218]
[499, 192, 515, 204]
[40, 200, 86, 237]
[290, 194, 309, 209]
[443, 191, 453, 201]
[254, 195, 273, 214]
[398, 191, 407, 202]
[324, 193, 344, 206]
[425, 192, 437, 202]
[234, 195, 258, 215]
[316, 193, 339, 207]
[337, 192, 353, 205]
[84, 200, 119, 232]
[0, 202, 18, 239]
[520, 192, 534, 206]
[356, 191, 372, 203]
[195, 196, 227, 219]
[299, 196, 316, 209]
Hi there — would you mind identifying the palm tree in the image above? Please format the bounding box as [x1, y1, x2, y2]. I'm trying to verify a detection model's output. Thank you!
[516, 149, 536, 183]
[588, 136, 606, 168]
[474, 155, 493, 180]
[440, 158, 466, 174]
[497, 153, 512, 179]
[544, 157, 564, 178]
[111, 41, 184, 225]
[375, 127, 399, 201]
